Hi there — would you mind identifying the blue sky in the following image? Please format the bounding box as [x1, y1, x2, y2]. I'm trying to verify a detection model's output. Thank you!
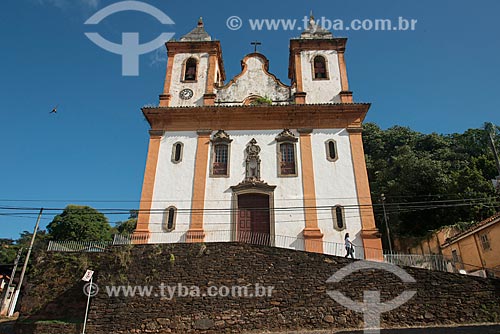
[1, 0, 499, 240]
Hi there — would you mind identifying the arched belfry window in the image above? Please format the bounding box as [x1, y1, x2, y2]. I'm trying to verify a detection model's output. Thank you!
[171, 142, 184, 163]
[313, 55, 328, 79]
[276, 129, 298, 177]
[210, 130, 232, 177]
[332, 205, 346, 231]
[163, 206, 177, 232]
[325, 139, 338, 162]
[184, 57, 197, 81]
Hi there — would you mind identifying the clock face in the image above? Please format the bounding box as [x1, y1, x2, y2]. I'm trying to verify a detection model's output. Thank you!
[179, 88, 193, 100]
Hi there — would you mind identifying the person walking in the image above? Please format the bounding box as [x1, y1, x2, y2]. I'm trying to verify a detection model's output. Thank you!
[344, 233, 354, 259]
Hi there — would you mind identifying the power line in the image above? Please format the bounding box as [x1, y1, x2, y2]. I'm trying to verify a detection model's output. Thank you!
[0, 193, 497, 203]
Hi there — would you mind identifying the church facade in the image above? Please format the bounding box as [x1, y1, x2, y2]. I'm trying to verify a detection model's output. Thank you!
[135, 17, 383, 260]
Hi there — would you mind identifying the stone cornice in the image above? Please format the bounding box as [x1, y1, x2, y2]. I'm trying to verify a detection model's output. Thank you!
[142, 103, 369, 131]
[149, 130, 165, 137]
[230, 180, 276, 193]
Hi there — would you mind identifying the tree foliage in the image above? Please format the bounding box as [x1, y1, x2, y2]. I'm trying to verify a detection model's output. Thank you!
[0, 238, 16, 264]
[363, 123, 499, 241]
[0, 231, 50, 265]
[114, 218, 137, 235]
[47, 205, 112, 241]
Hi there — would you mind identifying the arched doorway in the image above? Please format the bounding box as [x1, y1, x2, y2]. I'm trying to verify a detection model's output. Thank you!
[237, 193, 270, 244]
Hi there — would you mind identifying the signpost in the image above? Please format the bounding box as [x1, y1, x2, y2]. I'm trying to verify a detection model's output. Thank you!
[81, 270, 94, 334]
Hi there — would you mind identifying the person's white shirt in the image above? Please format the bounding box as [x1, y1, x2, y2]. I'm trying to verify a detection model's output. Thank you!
[345, 237, 351, 248]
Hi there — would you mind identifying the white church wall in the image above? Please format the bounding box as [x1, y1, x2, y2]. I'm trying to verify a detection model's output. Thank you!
[148, 129, 362, 251]
[300, 50, 342, 103]
[169, 53, 209, 107]
[203, 130, 306, 246]
[149, 131, 198, 242]
[310, 129, 363, 248]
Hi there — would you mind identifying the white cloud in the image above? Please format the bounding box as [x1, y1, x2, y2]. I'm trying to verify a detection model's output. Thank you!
[37, 0, 101, 10]
[150, 46, 168, 66]
[83, 0, 100, 9]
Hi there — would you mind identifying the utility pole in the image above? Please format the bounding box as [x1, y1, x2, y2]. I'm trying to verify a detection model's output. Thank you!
[485, 122, 500, 192]
[485, 122, 500, 176]
[8, 208, 43, 317]
[0, 247, 23, 316]
[380, 194, 393, 253]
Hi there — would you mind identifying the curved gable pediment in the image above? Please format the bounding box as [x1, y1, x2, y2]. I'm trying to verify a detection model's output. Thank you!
[216, 53, 291, 105]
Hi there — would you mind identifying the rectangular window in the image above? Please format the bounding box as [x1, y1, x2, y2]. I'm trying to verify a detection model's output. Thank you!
[451, 249, 459, 262]
[213, 144, 228, 176]
[480, 234, 491, 250]
[279, 143, 296, 175]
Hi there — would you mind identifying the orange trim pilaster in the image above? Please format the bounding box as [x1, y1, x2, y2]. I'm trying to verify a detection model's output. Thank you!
[203, 52, 217, 106]
[339, 91, 353, 103]
[159, 51, 175, 106]
[294, 52, 304, 92]
[205, 53, 217, 93]
[338, 51, 350, 92]
[134, 130, 164, 243]
[293, 52, 307, 104]
[298, 129, 323, 253]
[294, 92, 307, 104]
[348, 128, 383, 261]
[203, 93, 216, 106]
[159, 94, 171, 107]
[187, 130, 211, 242]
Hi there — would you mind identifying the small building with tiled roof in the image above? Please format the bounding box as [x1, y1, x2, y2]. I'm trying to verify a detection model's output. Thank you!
[400, 213, 500, 277]
[441, 213, 500, 277]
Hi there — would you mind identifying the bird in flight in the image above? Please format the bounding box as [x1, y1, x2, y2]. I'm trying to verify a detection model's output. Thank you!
[50, 105, 58, 114]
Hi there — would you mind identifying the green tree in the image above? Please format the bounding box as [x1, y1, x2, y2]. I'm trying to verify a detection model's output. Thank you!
[111, 210, 138, 235]
[363, 123, 499, 242]
[47, 205, 112, 241]
[0, 238, 16, 264]
[115, 218, 137, 235]
[0, 231, 50, 265]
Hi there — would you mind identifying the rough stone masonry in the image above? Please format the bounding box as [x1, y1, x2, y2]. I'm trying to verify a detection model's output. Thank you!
[15, 243, 500, 334]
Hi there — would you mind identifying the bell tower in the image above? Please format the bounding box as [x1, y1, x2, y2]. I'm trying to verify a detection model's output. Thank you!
[289, 14, 352, 104]
[159, 18, 225, 107]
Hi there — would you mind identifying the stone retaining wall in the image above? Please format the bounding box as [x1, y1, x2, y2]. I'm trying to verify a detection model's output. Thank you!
[15, 243, 500, 333]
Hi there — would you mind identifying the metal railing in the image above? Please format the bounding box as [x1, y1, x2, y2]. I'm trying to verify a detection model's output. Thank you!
[383, 253, 450, 272]
[384, 252, 500, 278]
[48, 230, 362, 258]
[47, 240, 112, 252]
[115, 230, 357, 257]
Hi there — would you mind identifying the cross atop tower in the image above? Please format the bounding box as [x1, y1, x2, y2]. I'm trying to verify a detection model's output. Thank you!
[251, 41, 261, 53]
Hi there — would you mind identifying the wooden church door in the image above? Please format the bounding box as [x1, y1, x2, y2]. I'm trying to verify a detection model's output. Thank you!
[237, 194, 270, 245]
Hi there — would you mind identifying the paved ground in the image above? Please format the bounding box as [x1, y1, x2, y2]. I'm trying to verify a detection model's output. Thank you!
[253, 325, 500, 334]
[1, 321, 499, 334]
[335, 324, 500, 334]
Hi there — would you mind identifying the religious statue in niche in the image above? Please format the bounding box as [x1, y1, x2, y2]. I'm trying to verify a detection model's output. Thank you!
[245, 138, 261, 182]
